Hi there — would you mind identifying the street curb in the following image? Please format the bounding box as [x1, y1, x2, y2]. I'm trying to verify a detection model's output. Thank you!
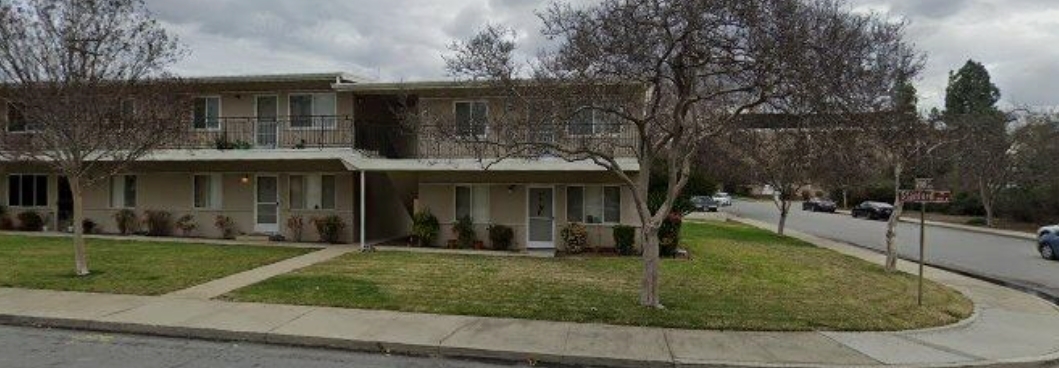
[832, 210, 1037, 241]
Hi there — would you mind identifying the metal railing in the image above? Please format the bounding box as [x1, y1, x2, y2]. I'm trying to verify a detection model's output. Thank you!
[410, 121, 640, 158]
[175, 115, 356, 150]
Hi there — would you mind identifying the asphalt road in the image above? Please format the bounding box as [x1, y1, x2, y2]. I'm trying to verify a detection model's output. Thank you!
[0, 325, 527, 368]
[725, 199, 1059, 299]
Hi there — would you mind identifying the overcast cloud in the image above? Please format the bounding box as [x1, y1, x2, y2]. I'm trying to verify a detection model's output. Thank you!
[147, 0, 1059, 110]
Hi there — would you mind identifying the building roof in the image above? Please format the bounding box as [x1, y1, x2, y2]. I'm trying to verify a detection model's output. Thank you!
[185, 72, 370, 84]
[71, 149, 642, 172]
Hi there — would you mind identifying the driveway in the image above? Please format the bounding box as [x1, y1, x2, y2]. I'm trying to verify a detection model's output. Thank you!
[725, 199, 1059, 300]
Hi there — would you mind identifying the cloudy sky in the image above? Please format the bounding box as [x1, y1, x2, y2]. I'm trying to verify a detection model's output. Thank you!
[146, 0, 1059, 110]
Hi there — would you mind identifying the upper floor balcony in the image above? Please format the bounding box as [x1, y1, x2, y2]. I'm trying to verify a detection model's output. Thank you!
[177, 115, 356, 150]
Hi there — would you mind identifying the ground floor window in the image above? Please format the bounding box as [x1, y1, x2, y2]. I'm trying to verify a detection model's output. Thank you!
[290, 174, 336, 210]
[109, 175, 137, 209]
[455, 184, 490, 223]
[193, 174, 223, 209]
[567, 185, 621, 224]
[7, 174, 48, 207]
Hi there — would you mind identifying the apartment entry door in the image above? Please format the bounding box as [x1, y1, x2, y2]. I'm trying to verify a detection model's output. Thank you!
[255, 95, 279, 148]
[255, 175, 279, 234]
[526, 186, 555, 249]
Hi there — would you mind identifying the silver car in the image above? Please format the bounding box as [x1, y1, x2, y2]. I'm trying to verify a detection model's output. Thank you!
[712, 192, 732, 207]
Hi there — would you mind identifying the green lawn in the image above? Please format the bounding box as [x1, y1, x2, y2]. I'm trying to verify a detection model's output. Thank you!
[0, 235, 312, 295]
[224, 221, 973, 331]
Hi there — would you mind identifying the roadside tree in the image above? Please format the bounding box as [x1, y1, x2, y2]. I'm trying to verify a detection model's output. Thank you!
[0, 0, 189, 275]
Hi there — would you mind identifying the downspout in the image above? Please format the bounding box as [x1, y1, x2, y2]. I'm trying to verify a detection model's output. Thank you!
[360, 170, 368, 251]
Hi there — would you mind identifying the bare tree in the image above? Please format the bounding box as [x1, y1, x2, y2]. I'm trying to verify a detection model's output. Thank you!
[0, 0, 188, 276]
[952, 114, 1017, 228]
[437, 0, 917, 308]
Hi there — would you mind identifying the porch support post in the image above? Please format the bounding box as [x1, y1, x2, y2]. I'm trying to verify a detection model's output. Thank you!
[360, 170, 368, 251]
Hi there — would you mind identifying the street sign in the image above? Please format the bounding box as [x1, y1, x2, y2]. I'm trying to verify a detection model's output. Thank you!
[899, 190, 952, 204]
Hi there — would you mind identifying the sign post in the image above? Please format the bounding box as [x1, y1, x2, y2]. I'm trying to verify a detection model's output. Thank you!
[899, 178, 950, 307]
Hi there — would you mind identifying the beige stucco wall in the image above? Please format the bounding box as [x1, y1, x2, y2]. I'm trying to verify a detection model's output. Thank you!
[415, 171, 642, 250]
[0, 166, 358, 243]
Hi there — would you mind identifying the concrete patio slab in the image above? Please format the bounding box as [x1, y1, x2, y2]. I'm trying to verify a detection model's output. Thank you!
[439, 318, 573, 362]
[822, 332, 976, 365]
[562, 324, 671, 368]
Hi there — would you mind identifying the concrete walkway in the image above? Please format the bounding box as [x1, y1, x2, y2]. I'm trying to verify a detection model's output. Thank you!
[165, 246, 356, 299]
[2, 218, 1059, 367]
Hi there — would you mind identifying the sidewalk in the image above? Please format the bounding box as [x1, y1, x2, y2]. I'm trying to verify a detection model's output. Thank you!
[832, 210, 1038, 240]
[3, 222, 1059, 367]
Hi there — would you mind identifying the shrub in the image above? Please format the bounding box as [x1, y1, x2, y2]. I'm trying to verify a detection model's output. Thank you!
[17, 211, 44, 231]
[613, 225, 637, 256]
[451, 215, 476, 249]
[286, 215, 305, 242]
[312, 215, 346, 244]
[114, 209, 138, 235]
[82, 219, 97, 234]
[176, 214, 197, 237]
[965, 217, 988, 227]
[0, 205, 12, 231]
[214, 215, 237, 240]
[412, 210, 440, 247]
[487, 224, 515, 251]
[560, 222, 588, 254]
[143, 210, 173, 237]
[658, 211, 683, 257]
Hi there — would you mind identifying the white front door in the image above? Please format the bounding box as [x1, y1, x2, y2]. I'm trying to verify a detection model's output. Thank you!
[527, 186, 555, 249]
[255, 175, 279, 233]
[255, 95, 279, 148]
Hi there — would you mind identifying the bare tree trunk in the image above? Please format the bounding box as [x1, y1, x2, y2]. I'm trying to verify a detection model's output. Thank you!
[639, 225, 661, 308]
[884, 162, 903, 272]
[70, 176, 90, 276]
[777, 200, 789, 235]
[842, 189, 848, 210]
[978, 179, 995, 228]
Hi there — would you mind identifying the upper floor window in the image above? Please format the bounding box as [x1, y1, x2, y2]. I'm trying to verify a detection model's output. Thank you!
[6, 103, 36, 133]
[455, 101, 488, 138]
[192, 97, 220, 130]
[568, 105, 622, 136]
[7, 174, 48, 208]
[289, 93, 336, 129]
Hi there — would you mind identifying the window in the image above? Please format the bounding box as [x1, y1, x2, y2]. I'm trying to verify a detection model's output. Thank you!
[455, 101, 488, 137]
[566, 185, 621, 224]
[290, 174, 336, 210]
[567, 105, 621, 136]
[192, 97, 220, 130]
[193, 174, 223, 209]
[7, 174, 48, 207]
[527, 100, 557, 143]
[455, 185, 490, 223]
[6, 103, 34, 133]
[289, 93, 337, 129]
[110, 175, 137, 208]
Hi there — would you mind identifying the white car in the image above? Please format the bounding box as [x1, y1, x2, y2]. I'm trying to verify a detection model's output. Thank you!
[712, 192, 732, 207]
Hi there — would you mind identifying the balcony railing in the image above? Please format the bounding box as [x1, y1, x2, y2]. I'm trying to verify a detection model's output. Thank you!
[174, 115, 356, 150]
[398, 122, 640, 159]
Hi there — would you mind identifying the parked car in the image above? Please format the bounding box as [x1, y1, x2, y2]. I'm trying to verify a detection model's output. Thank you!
[802, 197, 837, 213]
[712, 192, 732, 207]
[691, 196, 719, 212]
[851, 201, 894, 220]
[1039, 225, 1059, 261]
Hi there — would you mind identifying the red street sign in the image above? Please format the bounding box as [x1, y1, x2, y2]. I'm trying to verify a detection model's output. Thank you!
[900, 190, 952, 204]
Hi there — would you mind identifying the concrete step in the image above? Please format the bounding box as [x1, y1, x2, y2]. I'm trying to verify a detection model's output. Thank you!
[235, 234, 272, 243]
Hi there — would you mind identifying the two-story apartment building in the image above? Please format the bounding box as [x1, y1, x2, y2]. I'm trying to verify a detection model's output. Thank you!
[0, 73, 642, 251]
